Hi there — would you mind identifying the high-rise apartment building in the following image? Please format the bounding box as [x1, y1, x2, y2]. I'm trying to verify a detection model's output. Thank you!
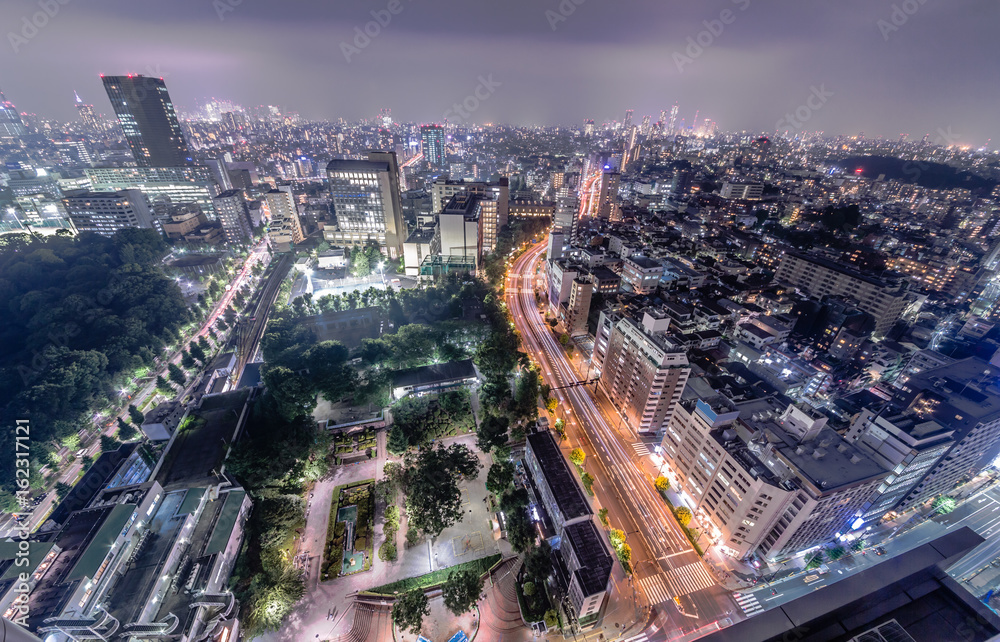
[844, 409, 953, 529]
[0, 90, 27, 138]
[264, 186, 303, 252]
[420, 124, 446, 169]
[891, 358, 1000, 513]
[774, 250, 909, 338]
[431, 193, 481, 271]
[598, 309, 690, 435]
[597, 170, 620, 220]
[325, 152, 406, 259]
[63, 189, 154, 237]
[212, 189, 253, 244]
[564, 277, 593, 336]
[661, 395, 886, 561]
[102, 75, 191, 167]
[720, 182, 764, 200]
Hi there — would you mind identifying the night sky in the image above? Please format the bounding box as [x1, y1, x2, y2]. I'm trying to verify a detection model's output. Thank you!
[1, 0, 996, 144]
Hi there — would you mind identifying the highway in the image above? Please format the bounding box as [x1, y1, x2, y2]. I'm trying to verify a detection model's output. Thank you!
[505, 242, 736, 638]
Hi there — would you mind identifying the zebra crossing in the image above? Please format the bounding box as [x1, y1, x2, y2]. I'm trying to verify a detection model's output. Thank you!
[733, 591, 764, 616]
[632, 442, 650, 456]
[637, 574, 670, 605]
[664, 562, 717, 596]
[621, 634, 648, 642]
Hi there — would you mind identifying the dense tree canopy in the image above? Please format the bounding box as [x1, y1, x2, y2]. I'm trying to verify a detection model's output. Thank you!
[407, 444, 481, 537]
[0, 230, 188, 494]
[442, 569, 484, 615]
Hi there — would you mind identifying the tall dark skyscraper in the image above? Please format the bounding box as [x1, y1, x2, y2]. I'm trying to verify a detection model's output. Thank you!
[102, 75, 191, 167]
[420, 124, 446, 169]
[0, 90, 27, 139]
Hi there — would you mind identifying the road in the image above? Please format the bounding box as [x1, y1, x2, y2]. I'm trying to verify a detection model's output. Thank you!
[729, 483, 1000, 619]
[1, 241, 273, 538]
[505, 242, 736, 638]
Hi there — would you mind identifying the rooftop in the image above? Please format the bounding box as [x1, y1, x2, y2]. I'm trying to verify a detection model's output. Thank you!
[562, 520, 613, 596]
[392, 359, 478, 391]
[526, 432, 592, 523]
[769, 425, 887, 493]
[326, 159, 390, 173]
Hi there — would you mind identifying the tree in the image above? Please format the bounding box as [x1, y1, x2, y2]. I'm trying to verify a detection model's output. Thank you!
[522, 581, 535, 596]
[477, 413, 510, 452]
[851, 538, 867, 552]
[932, 495, 956, 515]
[261, 365, 317, 421]
[189, 342, 207, 364]
[506, 508, 535, 553]
[387, 425, 409, 455]
[580, 472, 594, 495]
[655, 476, 670, 493]
[569, 448, 586, 467]
[407, 444, 481, 537]
[544, 609, 559, 629]
[675, 506, 693, 526]
[100, 435, 122, 452]
[442, 568, 484, 615]
[486, 460, 515, 495]
[378, 541, 398, 561]
[118, 421, 138, 442]
[828, 545, 847, 561]
[127, 404, 144, 426]
[305, 341, 356, 403]
[544, 397, 558, 413]
[155, 375, 173, 395]
[168, 362, 187, 387]
[54, 482, 72, 500]
[609, 528, 626, 551]
[523, 541, 552, 581]
[393, 589, 429, 634]
[598, 507, 609, 526]
[197, 335, 211, 353]
[181, 349, 197, 370]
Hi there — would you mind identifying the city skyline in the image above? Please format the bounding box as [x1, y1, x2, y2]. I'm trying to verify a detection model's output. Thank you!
[0, 0, 997, 145]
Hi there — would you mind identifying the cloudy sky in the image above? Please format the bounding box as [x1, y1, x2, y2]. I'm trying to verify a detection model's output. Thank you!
[1, 0, 996, 145]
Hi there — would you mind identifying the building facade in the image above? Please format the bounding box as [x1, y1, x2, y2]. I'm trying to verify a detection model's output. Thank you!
[102, 75, 191, 167]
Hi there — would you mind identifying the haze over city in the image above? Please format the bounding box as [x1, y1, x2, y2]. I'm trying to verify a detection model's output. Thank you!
[2, 2, 1000, 642]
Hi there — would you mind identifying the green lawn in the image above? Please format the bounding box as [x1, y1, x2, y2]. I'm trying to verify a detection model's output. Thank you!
[366, 553, 502, 595]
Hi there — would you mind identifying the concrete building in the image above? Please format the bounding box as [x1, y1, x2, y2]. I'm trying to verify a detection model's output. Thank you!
[774, 251, 909, 338]
[429, 178, 508, 253]
[845, 409, 953, 528]
[160, 204, 207, 240]
[720, 182, 763, 200]
[562, 277, 593, 336]
[599, 311, 690, 436]
[547, 259, 582, 310]
[892, 358, 1000, 513]
[402, 225, 435, 277]
[140, 401, 185, 441]
[621, 255, 663, 295]
[524, 431, 610, 631]
[264, 187, 303, 252]
[62, 189, 154, 237]
[431, 193, 481, 270]
[663, 395, 887, 561]
[508, 199, 555, 220]
[212, 189, 252, 244]
[325, 153, 406, 259]
[597, 171, 620, 220]
[84, 166, 220, 218]
[102, 75, 191, 168]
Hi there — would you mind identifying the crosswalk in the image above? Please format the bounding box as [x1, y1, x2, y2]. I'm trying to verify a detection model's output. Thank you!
[622, 634, 648, 642]
[665, 561, 716, 596]
[632, 442, 650, 456]
[637, 574, 671, 605]
[733, 591, 764, 617]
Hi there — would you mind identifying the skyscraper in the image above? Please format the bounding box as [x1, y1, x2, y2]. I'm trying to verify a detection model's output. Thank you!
[102, 75, 191, 167]
[420, 124, 446, 169]
[622, 109, 634, 131]
[264, 186, 303, 252]
[74, 91, 103, 134]
[668, 103, 679, 135]
[640, 114, 651, 136]
[213, 189, 253, 245]
[0, 90, 27, 139]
